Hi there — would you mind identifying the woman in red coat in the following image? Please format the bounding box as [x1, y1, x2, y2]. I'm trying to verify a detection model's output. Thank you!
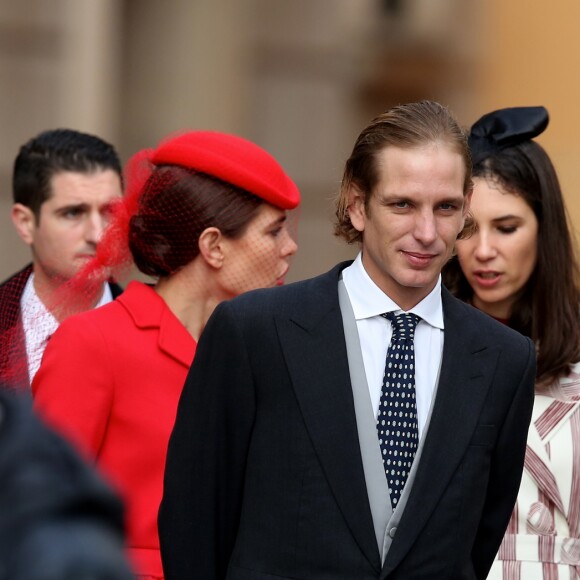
[32, 131, 300, 580]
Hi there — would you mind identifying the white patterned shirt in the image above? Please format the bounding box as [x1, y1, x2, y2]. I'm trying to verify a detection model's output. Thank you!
[20, 273, 113, 384]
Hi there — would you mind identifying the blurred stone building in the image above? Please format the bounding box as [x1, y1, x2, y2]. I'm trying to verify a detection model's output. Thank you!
[1, 0, 579, 282]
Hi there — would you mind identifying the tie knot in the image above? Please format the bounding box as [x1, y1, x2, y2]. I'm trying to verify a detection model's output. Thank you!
[382, 311, 421, 340]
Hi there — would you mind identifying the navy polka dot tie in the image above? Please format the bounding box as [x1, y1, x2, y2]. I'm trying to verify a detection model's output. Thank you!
[377, 312, 421, 508]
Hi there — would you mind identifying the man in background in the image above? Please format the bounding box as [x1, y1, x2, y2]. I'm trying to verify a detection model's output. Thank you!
[0, 129, 123, 390]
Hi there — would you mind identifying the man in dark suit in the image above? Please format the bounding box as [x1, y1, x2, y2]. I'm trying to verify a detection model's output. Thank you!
[0, 129, 123, 390]
[159, 101, 536, 579]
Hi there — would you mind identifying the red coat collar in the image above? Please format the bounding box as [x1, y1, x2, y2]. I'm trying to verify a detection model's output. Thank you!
[117, 281, 196, 368]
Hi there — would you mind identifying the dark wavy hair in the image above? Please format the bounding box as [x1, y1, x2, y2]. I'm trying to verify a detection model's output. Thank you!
[128, 165, 262, 278]
[444, 140, 580, 386]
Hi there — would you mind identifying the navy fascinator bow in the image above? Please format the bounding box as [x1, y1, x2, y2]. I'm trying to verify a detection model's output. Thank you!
[468, 106, 549, 165]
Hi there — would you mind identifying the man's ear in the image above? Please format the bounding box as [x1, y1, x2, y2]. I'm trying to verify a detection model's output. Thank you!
[11, 204, 36, 245]
[347, 185, 366, 233]
[198, 227, 224, 269]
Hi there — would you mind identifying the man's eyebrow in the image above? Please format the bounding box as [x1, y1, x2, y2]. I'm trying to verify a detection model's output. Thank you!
[439, 194, 465, 204]
[375, 192, 410, 203]
[55, 203, 90, 213]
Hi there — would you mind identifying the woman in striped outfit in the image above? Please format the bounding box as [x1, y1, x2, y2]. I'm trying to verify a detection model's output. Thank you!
[444, 106, 580, 579]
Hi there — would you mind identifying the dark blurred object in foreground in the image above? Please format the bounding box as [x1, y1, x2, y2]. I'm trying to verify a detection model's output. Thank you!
[0, 390, 134, 580]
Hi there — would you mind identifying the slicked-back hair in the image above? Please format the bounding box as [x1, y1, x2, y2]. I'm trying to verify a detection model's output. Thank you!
[334, 100, 473, 244]
[443, 140, 580, 386]
[13, 128, 122, 219]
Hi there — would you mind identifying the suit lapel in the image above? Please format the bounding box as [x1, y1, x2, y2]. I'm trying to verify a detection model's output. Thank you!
[0, 265, 33, 389]
[276, 264, 382, 573]
[0, 264, 32, 332]
[382, 291, 499, 575]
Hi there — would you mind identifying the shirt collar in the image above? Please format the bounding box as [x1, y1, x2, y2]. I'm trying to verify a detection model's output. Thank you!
[22, 274, 112, 316]
[96, 283, 112, 307]
[342, 252, 444, 329]
[21, 273, 59, 384]
[21, 273, 58, 332]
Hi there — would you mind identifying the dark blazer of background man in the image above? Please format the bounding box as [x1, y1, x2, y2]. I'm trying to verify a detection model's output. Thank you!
[159, 101, 536, 579]
[0, 129, 123, 390]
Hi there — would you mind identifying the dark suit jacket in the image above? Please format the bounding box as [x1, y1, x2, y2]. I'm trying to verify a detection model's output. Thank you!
[0, 264, 123, 390]
[159, 262, 536, 580]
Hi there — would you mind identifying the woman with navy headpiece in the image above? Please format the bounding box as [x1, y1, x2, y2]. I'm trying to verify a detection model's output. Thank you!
[444, 106, 580, 579]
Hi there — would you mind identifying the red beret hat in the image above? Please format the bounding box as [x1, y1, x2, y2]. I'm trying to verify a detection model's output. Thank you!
[150, 131, 300, 210]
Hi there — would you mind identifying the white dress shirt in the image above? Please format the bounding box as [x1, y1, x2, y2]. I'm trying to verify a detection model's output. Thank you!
[21, 273, 113, 384]
[342, 253, 444, 439]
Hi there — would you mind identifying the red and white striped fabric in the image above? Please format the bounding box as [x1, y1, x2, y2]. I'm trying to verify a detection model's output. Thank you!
[488, 363, 580, 579]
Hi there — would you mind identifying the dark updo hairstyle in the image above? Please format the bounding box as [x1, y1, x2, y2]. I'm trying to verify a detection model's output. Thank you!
[128, 165, 262, 278]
